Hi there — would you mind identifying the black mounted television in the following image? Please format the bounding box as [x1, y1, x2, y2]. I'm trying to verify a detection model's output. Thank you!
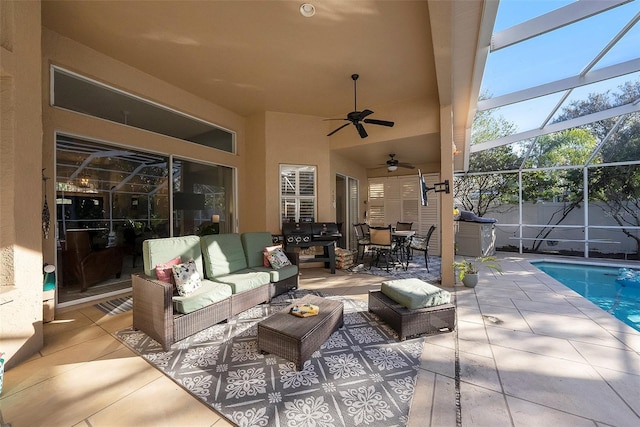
[418, 169, 428, 206]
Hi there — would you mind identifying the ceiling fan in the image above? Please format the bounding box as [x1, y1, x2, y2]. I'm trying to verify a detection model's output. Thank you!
[326, 74, 395, 138]
[384, 153, 414, 172]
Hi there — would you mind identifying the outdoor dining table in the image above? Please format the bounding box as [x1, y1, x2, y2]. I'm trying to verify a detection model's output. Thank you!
[392, 230, 416, 269]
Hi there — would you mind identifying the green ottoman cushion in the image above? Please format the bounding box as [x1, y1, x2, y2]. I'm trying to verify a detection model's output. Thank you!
[173, 280, 232, 314]
[381, 278, 451, 309]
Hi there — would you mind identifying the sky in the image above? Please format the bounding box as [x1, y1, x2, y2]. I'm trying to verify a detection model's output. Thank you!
[479, 0, 640, 133]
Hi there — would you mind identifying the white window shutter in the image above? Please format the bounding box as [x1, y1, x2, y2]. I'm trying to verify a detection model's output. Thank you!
[368, 179, 385, 225]
[367, 173, 442, 256]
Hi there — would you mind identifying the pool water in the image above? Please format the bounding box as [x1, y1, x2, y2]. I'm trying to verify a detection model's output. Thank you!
[532, 261, 640, 333]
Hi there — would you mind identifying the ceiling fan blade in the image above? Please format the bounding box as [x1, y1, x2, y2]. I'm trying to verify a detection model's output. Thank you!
[355, 123, 368, 138]
[363, 118, 395, 127]
[327, 123, 350, 136]
[397, 163, 415, 169]
[356, 109, 374, 120]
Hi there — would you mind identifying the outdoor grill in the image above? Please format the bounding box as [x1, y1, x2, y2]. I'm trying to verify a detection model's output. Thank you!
[281, 222, 342, 273]
[281, 222, 342, 246]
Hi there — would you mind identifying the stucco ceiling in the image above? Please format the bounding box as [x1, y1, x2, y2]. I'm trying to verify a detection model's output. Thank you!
[41, 0, 486, 171]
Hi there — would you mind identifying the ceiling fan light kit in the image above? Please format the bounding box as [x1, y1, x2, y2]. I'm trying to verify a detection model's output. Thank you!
[326, 74, 395, 138]
[384, 153, 414, 172]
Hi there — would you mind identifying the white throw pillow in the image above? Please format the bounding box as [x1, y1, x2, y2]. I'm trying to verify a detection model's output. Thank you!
[172, 259, 202, 296]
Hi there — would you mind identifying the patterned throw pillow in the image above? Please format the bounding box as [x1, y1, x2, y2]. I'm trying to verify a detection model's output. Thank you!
[264, 246, 292, 270]
[155, 256, 181, 285]
[262, 245, 282, 267]
[172, 259, 202, 296]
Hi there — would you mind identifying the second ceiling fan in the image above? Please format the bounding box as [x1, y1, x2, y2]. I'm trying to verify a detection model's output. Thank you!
[326, 74, 395, 138]
[383, 153, 414, 171]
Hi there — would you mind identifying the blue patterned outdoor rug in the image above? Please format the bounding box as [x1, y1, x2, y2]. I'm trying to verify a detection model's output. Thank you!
[356, 252, 442, 284]
[95, 296, 133, 315]
[116, 289, 424, 426]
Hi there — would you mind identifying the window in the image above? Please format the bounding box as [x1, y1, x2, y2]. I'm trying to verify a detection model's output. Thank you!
[280, 165, 316, 223]
[52, 67, 235, 153]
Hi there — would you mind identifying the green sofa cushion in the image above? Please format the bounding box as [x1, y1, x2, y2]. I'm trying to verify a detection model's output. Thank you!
[381, 278, 451, 310]
[250, 264, 298, 283]
[241, 232, 274, 268]
[143, 235, 205, 280]
[200, 233, 248, 277]
[213, 268, 271, 294]
[172, 279, 232, 314]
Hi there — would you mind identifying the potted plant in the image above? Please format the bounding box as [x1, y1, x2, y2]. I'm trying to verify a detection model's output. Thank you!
[453, 256, 502, 288]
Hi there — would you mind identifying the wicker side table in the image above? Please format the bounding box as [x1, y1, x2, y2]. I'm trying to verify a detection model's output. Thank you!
[257, 294, 343, 370]
[368, 290, 455, 340]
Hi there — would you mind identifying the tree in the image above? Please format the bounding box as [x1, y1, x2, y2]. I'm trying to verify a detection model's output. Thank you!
[520, 129, 596, 251]
[555, 80, 640, 256]
[455, 97, 520, 216]
[458, 79, 640, 256]
[590, 116, 640, 254]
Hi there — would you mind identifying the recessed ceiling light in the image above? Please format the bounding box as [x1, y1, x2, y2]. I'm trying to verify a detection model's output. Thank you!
[300, 3, 316, 17]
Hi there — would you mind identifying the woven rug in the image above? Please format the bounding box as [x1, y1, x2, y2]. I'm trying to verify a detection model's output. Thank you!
[95, 296, 133, 315]
[354, 252, 442, 284]
[116, 289, 424, 426]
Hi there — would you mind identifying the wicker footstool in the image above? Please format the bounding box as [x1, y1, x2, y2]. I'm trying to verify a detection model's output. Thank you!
[258, 294, 343, 370]
[369, 290, 455, 340]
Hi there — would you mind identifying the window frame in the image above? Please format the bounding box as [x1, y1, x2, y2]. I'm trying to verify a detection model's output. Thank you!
[280, 164, 317, 223]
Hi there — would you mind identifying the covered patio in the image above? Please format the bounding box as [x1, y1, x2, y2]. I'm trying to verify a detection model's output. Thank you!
[2, 253, 639, 426]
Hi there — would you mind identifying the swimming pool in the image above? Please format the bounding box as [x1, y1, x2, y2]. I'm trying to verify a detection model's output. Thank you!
[531, 260, 640, 333]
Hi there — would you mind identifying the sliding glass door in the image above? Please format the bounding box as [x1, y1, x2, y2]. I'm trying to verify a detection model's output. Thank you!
[172, 158, 235, 237]
[55, 134, 235, 305]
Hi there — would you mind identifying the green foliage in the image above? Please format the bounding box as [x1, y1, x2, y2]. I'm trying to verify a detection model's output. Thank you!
[458, 79, 640, 254]
[452, 256, 503, 281]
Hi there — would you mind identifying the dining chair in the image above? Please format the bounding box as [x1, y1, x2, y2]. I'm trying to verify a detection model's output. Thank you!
[353, 223, 370, 263]
[409, 224, 436, 272]
[369, 225, 400, 272]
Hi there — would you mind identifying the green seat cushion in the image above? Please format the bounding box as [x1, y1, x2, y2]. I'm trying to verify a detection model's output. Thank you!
[201, 233, 248, 277]
[172, 280, 232, 314]
[381, 278, 451, 309]
[212, 269, 270, 294]
[250, 264, 298, 283]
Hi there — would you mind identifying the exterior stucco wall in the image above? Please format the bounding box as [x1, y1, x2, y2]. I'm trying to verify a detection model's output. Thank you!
[0, 0, 44, 369]
[41, 27, 247, 266]
[264, 111, 332, 233]
[243, 112, 268, 232]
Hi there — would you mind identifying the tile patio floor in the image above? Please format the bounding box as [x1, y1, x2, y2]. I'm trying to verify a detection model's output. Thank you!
[1, 253, 639, 426]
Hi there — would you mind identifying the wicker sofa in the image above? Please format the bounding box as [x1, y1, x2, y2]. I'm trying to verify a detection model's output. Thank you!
[132, 232, 299, 350]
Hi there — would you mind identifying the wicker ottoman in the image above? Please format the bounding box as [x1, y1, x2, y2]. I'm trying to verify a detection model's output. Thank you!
[369, 290, 455, 340]
[258, 294, 343, 370]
